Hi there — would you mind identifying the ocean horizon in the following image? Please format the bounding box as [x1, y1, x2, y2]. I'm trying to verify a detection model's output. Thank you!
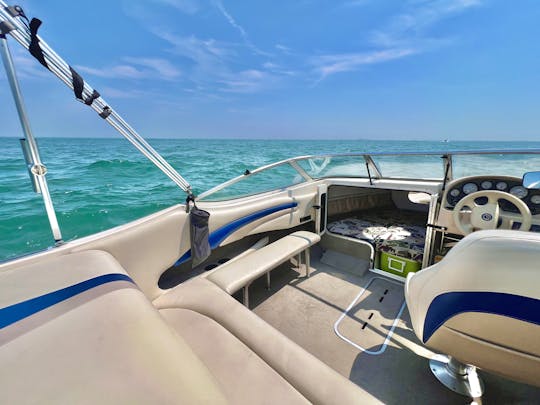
[2, 137, 540, 261]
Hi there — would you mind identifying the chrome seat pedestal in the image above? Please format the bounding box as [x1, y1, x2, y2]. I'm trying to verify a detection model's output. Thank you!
[429, 355, 484, 398]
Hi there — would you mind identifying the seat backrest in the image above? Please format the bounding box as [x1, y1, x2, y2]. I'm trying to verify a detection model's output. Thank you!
[0, 250, 227, 404]
[405, 230, 540, 386]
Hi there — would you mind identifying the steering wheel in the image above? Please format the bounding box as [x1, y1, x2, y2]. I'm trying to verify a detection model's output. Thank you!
[453, 190, 532, 235]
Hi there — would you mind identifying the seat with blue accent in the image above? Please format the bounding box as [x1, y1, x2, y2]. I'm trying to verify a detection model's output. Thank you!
[405, 230, 540, 396]
[0, 249, 368, 404]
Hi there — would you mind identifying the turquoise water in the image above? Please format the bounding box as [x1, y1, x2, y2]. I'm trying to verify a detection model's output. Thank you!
[1, 137, 540, 261]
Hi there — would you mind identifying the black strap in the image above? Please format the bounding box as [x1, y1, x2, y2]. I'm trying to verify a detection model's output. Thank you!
[185, 194, 197, 212]
[84, 89, 101, 106]
[98, 106, 112, 119]
[28, 18, 48, 69]
[70, 66, 84, 100]
[69, 66, 101, 105]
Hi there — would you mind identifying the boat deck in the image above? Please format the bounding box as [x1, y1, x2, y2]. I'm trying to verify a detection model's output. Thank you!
[242, 248, 540, 404]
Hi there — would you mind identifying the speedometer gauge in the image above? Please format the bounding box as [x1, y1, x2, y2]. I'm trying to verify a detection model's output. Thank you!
[510, 186, 528, 199]
[496, 181, 508, 191]
[481, 181, 492, 189]
[463, 183, 478, 195]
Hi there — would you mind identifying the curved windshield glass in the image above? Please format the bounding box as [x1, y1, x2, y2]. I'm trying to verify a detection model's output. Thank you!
[372, 155, 444, 180]
[296, 156, 368, 178]
[452, 154, 540, 179]
[199, 163, 305, 201]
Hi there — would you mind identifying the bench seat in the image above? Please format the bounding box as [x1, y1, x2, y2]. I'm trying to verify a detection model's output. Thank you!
[0, 249, 370, 404]
[156, 277, 370, 404]
[206, 231, 320, 305]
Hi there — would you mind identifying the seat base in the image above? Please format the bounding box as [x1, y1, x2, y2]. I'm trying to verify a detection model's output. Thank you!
[430, 356, 484, 398]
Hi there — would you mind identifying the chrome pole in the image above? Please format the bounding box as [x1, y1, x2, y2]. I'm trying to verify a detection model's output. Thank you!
[0, 34, 63, 244]
[0, 3, 192, 193]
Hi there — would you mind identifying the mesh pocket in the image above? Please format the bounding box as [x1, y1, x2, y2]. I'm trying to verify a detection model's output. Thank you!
[190, 207, 211, 267]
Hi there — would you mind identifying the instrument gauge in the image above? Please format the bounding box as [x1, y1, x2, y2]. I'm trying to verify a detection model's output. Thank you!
[462, 183, 478, 195]
[531, 195, 540, 204]
[510, 186, 528, 199]
[481, 181, 492, 189]
[496, 181, 508, 191]
[450, 189, 460, 197]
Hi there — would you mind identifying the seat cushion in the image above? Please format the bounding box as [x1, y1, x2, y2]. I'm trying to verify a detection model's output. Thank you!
[161, 308, 310, 405]
[206, 231, 320, 295]
[154, 277, 374, 404]
[0, 250, 228, 404]
[328, 218, 390, 242]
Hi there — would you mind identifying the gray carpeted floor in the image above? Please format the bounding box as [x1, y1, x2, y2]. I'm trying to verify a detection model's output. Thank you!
[335, 277, 405, 354]
[245, 249, 540, 405]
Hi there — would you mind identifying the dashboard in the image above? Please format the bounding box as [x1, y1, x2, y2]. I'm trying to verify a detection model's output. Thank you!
[445, 176, 540, 215]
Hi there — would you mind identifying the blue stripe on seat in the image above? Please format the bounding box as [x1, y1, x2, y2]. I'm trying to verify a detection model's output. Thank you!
[174, 202, 298, 266]
[0, 273, 134, 329]
[423, 291, 540, 343]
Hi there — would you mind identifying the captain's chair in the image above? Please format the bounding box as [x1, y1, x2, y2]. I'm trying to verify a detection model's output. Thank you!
[405, 230, 540, 397]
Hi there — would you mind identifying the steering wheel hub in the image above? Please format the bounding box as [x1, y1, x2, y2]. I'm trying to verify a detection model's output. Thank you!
[481, 213, 493, 221]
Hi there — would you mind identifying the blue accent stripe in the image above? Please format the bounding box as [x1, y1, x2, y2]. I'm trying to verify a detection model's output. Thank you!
[208, 202, 298, 248]
[0, 273, 134, 329]
[423, 291, 540, 343]
[174, 202, 298, 266]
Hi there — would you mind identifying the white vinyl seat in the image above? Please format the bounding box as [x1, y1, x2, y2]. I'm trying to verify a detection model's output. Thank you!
[0, 249, 370, 404]
[206, 231, 320, 307]
[405, 230, 540, 395]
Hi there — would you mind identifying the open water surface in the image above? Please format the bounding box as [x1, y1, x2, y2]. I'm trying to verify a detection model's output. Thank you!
[1, 137, 540, 260]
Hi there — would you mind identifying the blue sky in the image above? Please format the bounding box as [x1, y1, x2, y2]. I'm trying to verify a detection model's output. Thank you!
[1, 0, 539, 140]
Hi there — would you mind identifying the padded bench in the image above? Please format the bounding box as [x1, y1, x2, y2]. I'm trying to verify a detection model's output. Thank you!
[205, 231, 321, 307]
[0, 249, 370, 404]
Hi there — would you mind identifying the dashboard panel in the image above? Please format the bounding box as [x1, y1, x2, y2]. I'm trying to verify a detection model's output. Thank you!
[445, 175, 540, 215]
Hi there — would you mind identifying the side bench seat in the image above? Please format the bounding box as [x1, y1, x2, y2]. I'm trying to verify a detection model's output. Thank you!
[0, 249, 370, 404]
[205, 231, 321, 307]
[155, 276, 369, 404]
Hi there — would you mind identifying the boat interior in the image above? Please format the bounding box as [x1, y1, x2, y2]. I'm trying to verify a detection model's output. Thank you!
[1, 4, 539, 403]
[2, 152, 540, 404]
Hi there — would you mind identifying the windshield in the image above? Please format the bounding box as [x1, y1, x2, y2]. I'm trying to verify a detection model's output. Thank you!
[452, 154, 540, 178]
[199, 150, 540, 201]
[198, 163, 306, 201]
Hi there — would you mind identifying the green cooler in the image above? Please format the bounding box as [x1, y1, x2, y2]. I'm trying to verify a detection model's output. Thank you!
[378, 236, 424, 278]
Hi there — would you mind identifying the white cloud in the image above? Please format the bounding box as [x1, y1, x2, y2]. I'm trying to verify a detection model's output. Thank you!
[154, 31, 279, 93]
[219, 69, 276, 93]
[212, 0, 270, 56]
[152, 0, 200, 14]
[76, 57, 181, 81]
[371, 0, 482, 47]
[213, 0, 248, 41]
[154, 31, 233, 79]
[275, 44, 292, 54]
[124, 57, 182, 79]
[310, 0, 481, 83]
[312, 48, 416, 79]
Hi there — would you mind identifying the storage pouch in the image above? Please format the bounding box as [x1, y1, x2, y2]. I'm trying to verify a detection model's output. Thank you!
[190, 206, 211, 267]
